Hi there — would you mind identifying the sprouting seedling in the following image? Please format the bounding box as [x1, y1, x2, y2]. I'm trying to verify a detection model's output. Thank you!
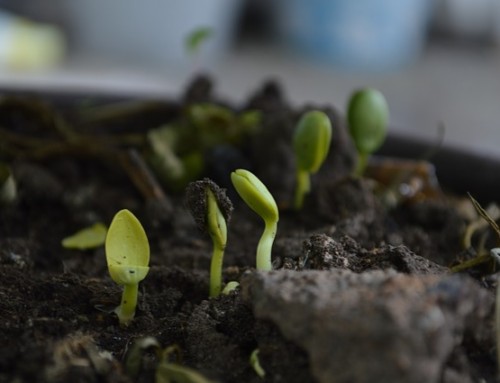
[105, 209, 150, 326]
[0, 163, 16, 205]
[231, 169, 279, 271]
[347, 88, 389, 176]
[292, 110, 332, 210]
[221, 281, 239, 295]
[61, 222, 107, 250]
[250, 348, 266, 379]
[185, 27, 213, 56]
[124, 337, 216, 383]
[185, 178, 233, 297]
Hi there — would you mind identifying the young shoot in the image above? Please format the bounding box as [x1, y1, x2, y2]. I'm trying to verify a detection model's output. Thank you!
[347, 88, 389, 176]
[231, 169, 279, 271]
[292, 110, 332, 210]
[105, 209, 150, 326]
[250, 348, 266, 379]
[222, 281, 240, 295]
[185, 179, 233, 297]
[61, 222, 107, 250]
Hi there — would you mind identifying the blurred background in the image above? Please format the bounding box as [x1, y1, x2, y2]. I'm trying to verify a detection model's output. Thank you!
[0, 0, 499, 158]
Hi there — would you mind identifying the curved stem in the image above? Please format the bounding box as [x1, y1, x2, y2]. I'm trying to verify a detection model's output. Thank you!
[256, 220, 277, 271]
[354, 152, 369, 177]
[293, 169, 310, 210]
[209, 244, 225, 297]
[116, 283, 138, 326]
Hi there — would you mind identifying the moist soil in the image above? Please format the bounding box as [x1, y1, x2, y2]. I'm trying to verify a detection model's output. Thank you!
[0, 77, 498, 383]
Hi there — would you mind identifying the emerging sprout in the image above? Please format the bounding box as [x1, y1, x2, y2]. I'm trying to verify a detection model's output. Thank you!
[250, 348, 266, 379]
[124, 338, 215, 383]
[347, 88, 389, 176]
[231, 169, 279, 271]
[61, 223, 107, 250]
[185, 179, 233, 297]
[221, 281, 240, 295]
[0, 163, 16, 205]
[292, 110, 332, 210]
[185, 27, 213, 55]
[105, 209, 150, 326]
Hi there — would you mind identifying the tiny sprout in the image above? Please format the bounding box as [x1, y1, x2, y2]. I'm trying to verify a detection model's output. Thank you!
[185, 179, 233, 298]
[222, 281, 240, 295]
[231, 169, 279, 271]
[293, 110, 332, 210]
[185, 27, 213, 55]
[105, 209, 150, 326]
[347, 88, 389, 176]
[0, 163, 16, 205]
[61, 223, 107, 250]
[250, 348, 266, 379]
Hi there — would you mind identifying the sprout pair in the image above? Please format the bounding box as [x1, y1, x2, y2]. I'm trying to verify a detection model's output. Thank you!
[186, 170, 278, 299]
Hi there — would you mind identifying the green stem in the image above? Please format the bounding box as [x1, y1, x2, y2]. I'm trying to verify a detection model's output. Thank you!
[354, 152, 369, 177]
[116, 283, 139, 326]
[293, 169, 310, 210]
[209, 244, 225, 297]
[256, 220, 277, 271]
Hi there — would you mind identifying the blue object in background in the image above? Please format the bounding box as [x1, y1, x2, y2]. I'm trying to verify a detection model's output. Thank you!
[276, 0, 433, 71]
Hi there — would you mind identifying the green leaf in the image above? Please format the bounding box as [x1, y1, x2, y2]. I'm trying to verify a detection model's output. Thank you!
[62, 222, 107, 250]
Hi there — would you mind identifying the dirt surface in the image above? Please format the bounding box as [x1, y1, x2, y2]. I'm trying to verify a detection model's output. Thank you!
[0, 76, 498, 383]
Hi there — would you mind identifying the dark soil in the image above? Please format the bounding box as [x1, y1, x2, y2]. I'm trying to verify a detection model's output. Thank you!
[0, 76, 498, 383]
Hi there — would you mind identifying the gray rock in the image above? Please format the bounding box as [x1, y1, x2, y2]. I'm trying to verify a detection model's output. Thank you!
[241, 269, 493, 383]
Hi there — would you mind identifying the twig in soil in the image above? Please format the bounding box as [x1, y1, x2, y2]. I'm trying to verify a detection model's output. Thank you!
[451, 195, 500, 273]
[119, 149, 168, 202]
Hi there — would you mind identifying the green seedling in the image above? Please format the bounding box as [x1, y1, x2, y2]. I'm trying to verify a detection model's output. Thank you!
[0, 163, 16, 205]
[105, 209, 150, 326]
[292, 110, 332, 210]
[124, 337, 216, 383]
[221, 281, 239, 295]
[250, 348, 265, 379]
[185, 27, 213, 55]
[61, 222, 107, 250]
[185, 179, 233, 297]
[347, 88, 389, 176]
[231, 169, 279, 271]
[452, 194, 500, 273]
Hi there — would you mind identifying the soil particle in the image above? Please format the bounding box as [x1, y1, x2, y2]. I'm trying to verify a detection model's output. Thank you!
[241, 269, 494, 383]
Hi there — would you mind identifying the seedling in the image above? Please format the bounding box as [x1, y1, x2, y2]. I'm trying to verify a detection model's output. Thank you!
[124, 337, 215, 383]
[185, 27, 213, 56]
[347, 88, 389, 176]
[105, 209, 150, 326]
[185, 179, 233, 297]
[222, 281, 240, 295]
[61, 222, 107, 250]
[250, 348, 266, 379]
[231, 169, 279, 271]
[292, 110, 332, 210]
[0, 163, 16, 205]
